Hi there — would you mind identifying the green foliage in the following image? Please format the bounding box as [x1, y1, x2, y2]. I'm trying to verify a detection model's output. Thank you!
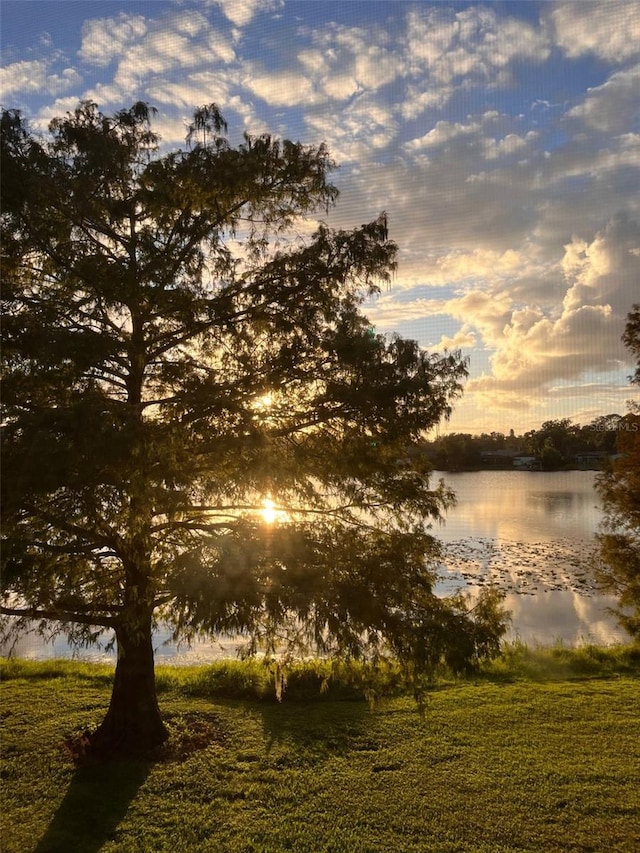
[424, 415, 622, 471]
[430, 432, 481, 470]
[540, 440, 563, 471]
[7, 637, 637, 701]
[151, 658, 406, 703]
[623, 304, 640, 386]
[0, 657, 116, 684]
[1, 101, 508, 749]
[595, 306, 640, 640]
[479, 639, 640, 682]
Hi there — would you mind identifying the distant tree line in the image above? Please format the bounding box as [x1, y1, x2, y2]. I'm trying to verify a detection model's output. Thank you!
[423, 415, 632, 471]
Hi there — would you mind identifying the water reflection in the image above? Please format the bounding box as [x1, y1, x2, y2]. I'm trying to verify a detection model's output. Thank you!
[503, 591, 622, 646]
[1, 627, 248, 666]
[436, 469, 602, 542]
[434, 470, 626, 645]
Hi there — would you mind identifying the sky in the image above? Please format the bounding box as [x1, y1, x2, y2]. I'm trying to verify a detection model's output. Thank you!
[1, 0, 639, 434]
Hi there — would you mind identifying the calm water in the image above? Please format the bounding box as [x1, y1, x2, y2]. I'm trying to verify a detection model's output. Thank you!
[435, 469, 602, 542]
[434, 470, 624, 646]
[2, 471, 627, 663]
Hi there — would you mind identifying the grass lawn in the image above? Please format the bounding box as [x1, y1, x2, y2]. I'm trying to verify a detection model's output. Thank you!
[1, 653, 639, 852]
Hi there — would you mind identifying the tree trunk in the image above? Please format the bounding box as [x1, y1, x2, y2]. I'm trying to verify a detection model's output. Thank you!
[90, 612, 168, 756]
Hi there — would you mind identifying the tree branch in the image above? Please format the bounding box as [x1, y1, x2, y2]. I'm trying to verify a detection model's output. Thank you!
[0, 605, 118, 628]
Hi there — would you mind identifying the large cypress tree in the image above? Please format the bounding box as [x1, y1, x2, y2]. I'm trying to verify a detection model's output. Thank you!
[1, 102, 507, 755]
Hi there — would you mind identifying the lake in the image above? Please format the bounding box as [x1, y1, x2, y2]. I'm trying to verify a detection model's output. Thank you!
[1, 470, 627, 663]
[434, 469, 624, 646]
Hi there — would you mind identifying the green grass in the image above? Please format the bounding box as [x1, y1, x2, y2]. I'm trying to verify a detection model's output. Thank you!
[479, 639, 640, 682]
[3, 641, 638, 698]
[1, 650, 639, 852]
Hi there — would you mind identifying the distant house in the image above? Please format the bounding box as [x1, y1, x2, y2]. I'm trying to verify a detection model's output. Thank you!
[479, 449, 518, 466]
[513, 456, 541, 470]
[573, 450, 611, 469]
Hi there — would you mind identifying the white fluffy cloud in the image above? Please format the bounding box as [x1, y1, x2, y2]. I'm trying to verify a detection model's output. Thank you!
[307, 23, 404, 98]
[79, 12, 147, 66]
[244, 67, 318, 107]
[551, 1, 640, 63]
[214, 0, 282, 28]
[404, 5, 549, 104]
[305, 94, 398, 162]
[483, 131, 539, 160]
[76, 9, 235, 101]
[567, 65, 640, 133]
[0, 60, 82, 99]
[112, 14, 234, 92]
[245, 20, 404, 113]
[406, 119, 481, 150]
[146, 70, 233, 109]
[435, 325, 477, 350]
[365, 209, 639, 426]
[561, 214, 640, 315]
[460, 215, 640, 397]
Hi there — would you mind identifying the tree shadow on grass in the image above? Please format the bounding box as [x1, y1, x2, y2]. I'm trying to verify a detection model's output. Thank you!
[257, 696, 377, 762]
[34, 759, 150, 853]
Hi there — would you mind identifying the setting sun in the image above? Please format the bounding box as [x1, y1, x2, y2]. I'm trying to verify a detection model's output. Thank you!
[254, 392, 273, 410]
[260, 497, 278, 524]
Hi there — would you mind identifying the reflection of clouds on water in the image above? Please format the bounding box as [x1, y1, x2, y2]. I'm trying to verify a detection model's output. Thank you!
[442, 584, 625, 646]
[1, 589, 626, 662]
[1, 631, 116, 664]
[437, 470, 602, 543]
[436, 536, 626, 646]
[502, 591, 623, 646]
[429, 471, 625, 645]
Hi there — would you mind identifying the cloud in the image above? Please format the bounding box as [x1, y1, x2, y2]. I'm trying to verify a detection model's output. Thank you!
[305, 94, 398, 162]
[436, 248, 527, 282]
[214, 0, 282, 28]
[367, 117, 544, 256]
[560, 213, 640, 315]
[76, 9, 235, 100]
[435, 325, 477, 350]
[32, 96, 87, 130]
[338, 95, 638, 295]
[306, 22, 405, 98]
[3, 0, 637, 435]
[406, 119, 481, 150]
[0, 60, 82, 100]
[365, 296, 448, 329]
[461, 215, 640, 398]
[445, 290, 515, 346]
[403, 5, 550, 116]
[244, 67, 318, 107]
[79, 13, 147, 66]
[551, 1, 640, 64]
[146, 70, 233, 109]
[405, 119, 537, 163]
[483, 131, 539, 160]
[245, 18, 405, 114]
[566, 65, 640, 133]
[365, 211, 638, 427]
[114, 19, 234, 91]
[399, 83, 453, 120]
